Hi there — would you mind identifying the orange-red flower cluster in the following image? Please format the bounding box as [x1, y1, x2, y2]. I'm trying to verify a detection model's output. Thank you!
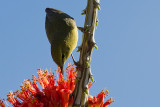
[5, 65, 76, 107]
[0, 65, 114, 107]
[88, 90, 114, 107]
[0, 99, 5, 107]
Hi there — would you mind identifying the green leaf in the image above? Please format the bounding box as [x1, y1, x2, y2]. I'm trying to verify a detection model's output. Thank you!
[94, 45, 98, 49]
[81, 12, 85, 15]
[76, 46, 81, 52]
[90, 76, 94, 82]
[96, 21, 98, 26]
[84, 89, 89, 95]
[97, 5, 101, 10]
[86, 61, 89, 67]
[76, 49, 80, 52]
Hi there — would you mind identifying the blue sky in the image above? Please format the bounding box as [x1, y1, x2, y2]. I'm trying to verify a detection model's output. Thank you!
[0, 0, 160, 107]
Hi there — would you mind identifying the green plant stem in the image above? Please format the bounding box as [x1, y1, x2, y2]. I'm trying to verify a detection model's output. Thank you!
[73, 0, 100, 106]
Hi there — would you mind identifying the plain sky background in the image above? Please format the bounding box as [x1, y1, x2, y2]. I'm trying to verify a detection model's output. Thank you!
[0, 0, 160, 107]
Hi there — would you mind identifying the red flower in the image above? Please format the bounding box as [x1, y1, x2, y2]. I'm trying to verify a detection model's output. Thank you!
[0, 65, 114, 107]
[88, 89, 114, 107]
[0, 99, 6, 107]
[103, 98, 114, 107]
[5, 65, 76, 107]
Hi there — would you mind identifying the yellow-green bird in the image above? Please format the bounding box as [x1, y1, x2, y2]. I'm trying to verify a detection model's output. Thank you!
[45, 8, 78, 74]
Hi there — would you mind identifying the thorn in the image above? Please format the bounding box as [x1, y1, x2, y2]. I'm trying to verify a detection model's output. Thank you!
[81, 12, 85, 15]
[76, 46, 82, 52]
[81, 8, 87, 15]
[90, 41, 96, 48]
[93, 0, 100, 10]
[77, 27, 85, 32]
[96, 19, 99, 26]
[94, 44, 98, 49]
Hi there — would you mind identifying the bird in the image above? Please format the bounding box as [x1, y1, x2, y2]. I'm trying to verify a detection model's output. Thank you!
[45, 8, 78, 74]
